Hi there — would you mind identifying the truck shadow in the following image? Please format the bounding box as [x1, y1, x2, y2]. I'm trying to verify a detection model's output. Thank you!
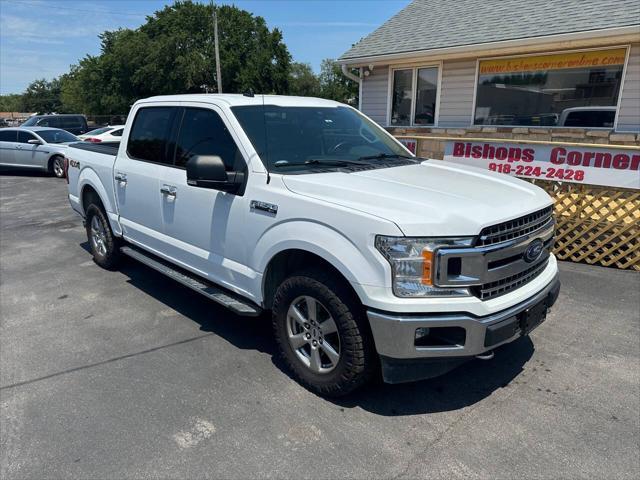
[115, 253, 535, 416]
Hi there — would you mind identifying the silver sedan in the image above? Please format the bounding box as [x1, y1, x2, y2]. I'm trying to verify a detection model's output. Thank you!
[0, 127, 79, 177]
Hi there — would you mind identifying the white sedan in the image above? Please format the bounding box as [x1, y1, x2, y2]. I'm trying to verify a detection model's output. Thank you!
[0, 127, 79, 177]
[77, 125, 125, 143]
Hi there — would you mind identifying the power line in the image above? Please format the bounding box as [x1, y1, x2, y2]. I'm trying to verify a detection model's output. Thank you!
[2, 0, 148, 18]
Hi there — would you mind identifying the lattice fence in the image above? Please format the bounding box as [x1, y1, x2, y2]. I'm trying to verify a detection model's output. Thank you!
[528, 180, 640, 271]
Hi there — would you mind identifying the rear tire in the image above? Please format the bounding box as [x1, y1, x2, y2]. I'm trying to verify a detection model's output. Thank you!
[85, 204, 120, 269]
[49, 155, 65, 178]
[272, 269, 377, 397]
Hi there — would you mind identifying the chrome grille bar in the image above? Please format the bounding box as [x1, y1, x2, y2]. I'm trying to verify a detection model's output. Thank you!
[472, 258, 549, 300]
[478, 206, 553, 246]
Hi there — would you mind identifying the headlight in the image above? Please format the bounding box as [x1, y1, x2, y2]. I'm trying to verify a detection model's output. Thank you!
[375, 235, 473, 297]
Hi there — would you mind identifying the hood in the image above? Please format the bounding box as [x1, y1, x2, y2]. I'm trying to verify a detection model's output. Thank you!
[282, 161, 552, 237]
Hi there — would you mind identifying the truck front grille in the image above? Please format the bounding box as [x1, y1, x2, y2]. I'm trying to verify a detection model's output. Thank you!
[472, 257, 549, 300]
[477, 206, 553, 246]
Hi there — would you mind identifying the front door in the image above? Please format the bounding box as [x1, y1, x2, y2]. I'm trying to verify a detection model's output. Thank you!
[159, 105, 251, 294]
[15, 131, 48, 169]
[114, 106, 180, 253]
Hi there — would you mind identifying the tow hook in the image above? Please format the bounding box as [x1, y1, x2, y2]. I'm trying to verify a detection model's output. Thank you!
[476, 351, 495, 360]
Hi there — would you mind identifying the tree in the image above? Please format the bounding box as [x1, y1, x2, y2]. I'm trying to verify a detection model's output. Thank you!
[318, 59, 358, 105]
[0, 94, 26, 112]
[288, 62, 321, 97]
[60, 1, 292, 115]
[21, 78, 62, 113]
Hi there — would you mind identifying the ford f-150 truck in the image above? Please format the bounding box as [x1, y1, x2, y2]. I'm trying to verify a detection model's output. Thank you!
[65, 94, 560, 396]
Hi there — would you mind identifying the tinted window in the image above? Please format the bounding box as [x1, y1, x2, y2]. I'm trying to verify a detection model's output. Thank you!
[60, 116, 81, 128]
[21, 117, 38, 126]
[111, 128, 123, 137]
[85, 127, 112, 136]
[127, 107, 178, 164]
[0, 130, 16, 142]
[17, 131, 37, 143]
[174, 108, 243, 170]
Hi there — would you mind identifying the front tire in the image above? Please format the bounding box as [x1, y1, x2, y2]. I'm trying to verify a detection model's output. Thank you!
[49, 155, 65, 178]
[272, 269, 377, 397]
[85, 204, 120, 269]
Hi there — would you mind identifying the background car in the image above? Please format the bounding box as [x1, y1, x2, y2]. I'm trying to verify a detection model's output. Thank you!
[21, 114, 88, 136]
[77, 125, 125, 143]
[0, 127, 79, 177]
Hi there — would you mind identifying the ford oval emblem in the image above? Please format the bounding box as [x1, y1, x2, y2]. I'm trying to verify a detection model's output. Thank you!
[523, 239, 544, 263]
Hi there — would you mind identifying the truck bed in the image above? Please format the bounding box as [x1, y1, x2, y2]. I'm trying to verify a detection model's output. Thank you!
[70, 142, 119, 156]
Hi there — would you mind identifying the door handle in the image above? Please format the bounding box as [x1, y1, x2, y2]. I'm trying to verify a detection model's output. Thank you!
[160, 185, 177, 198]
[15, 145, 22, 150]
[114, 172, 127, 185]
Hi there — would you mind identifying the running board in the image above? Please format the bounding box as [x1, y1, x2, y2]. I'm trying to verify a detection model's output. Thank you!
[120, 246, 262, 317]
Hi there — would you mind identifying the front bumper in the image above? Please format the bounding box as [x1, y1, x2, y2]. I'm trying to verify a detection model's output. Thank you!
[367, 274, 560, 383]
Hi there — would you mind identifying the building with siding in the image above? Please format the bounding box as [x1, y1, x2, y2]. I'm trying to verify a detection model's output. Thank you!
[339, 0, 640, 155]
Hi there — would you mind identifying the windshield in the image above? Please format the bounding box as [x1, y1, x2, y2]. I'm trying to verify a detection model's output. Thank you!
[84, 127, 112, 136]
[21, 117, 39, 126]
[231, 105, 412, 172]
[37, 129, 78, 144]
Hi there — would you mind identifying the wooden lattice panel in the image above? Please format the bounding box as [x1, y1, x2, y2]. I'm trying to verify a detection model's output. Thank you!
[529, 180, 640, 271]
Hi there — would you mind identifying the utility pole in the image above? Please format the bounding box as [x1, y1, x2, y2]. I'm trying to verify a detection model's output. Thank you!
[212, 1, 222, 93]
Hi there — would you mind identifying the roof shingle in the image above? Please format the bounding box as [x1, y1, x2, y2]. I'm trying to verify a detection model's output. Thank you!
[340, 0, 640, 61]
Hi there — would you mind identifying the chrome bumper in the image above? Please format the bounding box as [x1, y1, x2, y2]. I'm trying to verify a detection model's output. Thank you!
[367, 273, 560, 360]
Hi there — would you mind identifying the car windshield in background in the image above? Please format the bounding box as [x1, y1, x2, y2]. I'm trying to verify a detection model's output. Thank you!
[231, 105, 414, 173]
[85, 127, 112, 135]
[21, 117, 38, 126]
[37, 129, 78, 144]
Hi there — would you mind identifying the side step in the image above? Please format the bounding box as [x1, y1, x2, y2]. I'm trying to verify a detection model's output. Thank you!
[120, 246, 262, 317]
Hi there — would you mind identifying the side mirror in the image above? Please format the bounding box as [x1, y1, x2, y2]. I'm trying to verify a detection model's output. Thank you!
[186, 155, 244, 194]
[28, 139, 43, 145]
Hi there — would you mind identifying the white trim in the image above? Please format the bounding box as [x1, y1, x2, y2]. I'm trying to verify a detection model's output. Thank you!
[338, 26, 640, 65]
[357, 67, 363, 111]
[469, 45, 631, 129]
[613, 46, 632, 132]
[386, 63, 441, 128]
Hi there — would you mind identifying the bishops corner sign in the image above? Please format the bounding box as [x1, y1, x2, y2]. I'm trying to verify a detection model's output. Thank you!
[442, 140, 640, 189]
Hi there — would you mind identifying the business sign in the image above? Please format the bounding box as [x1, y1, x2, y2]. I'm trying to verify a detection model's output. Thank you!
[399, 138, 417, 154]
[443, 140, 640, 189]
[479, 48, 626, 75]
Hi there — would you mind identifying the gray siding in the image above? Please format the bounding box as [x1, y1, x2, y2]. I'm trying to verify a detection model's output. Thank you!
[360, 66, 389, 125]
[438, 59, 476, 127]
[617, 43, 640, 132]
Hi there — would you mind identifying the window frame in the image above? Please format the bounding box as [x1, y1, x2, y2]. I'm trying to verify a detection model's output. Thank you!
[470, 45, 631, 130]
[386, 61, 442, 127]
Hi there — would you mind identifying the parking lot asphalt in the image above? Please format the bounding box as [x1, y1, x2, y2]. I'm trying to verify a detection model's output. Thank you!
[0, 171, 639, 479]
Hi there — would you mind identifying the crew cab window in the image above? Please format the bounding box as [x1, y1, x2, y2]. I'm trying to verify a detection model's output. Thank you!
[17, 131, 37, 143]
[127, 107, 178, 164]
[174, 108, 244, 170]
[0, 130, 16, 142]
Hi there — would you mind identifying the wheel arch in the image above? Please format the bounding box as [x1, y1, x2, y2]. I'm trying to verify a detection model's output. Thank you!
[78, 170, 122, 236]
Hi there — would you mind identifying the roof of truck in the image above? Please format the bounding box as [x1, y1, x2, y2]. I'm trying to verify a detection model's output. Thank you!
[136, 94, 346, 108]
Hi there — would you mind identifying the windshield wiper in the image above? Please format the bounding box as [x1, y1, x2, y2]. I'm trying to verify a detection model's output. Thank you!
[357, 153, 415, 161]
[273, 158, 368, 168]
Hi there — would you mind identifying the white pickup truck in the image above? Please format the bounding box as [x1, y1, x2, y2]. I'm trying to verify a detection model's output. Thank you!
[65, 94, 560, 396]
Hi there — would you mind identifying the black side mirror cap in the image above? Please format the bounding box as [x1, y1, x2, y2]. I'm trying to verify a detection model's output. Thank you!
[186, 155, 244, 194]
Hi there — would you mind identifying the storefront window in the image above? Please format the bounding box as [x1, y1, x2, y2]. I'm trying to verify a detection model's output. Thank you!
[474, 48, 626, 128]
[391, 69, 413, 125]
[390, 66, 439, 126]
[414, 67, 438, 125]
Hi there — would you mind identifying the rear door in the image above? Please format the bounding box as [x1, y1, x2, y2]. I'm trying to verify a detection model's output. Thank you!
[0, 130, 17, 165]
[113, 105, 180, 252]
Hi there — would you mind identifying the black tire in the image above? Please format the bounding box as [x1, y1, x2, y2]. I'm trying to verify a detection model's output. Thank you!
[85, 204, 120, 269]
[49, 155, 65, 178]
[272, 269, 377, 397]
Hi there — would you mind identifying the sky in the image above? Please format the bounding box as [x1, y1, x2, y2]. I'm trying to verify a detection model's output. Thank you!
[0, 0, 410, 95]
